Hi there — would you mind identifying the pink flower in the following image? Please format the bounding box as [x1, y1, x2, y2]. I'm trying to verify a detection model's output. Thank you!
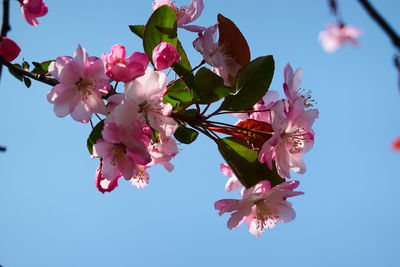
[47, 45, 111, 123]
[152, 42, 181, 71]
[0, 37, 21, 62]
[108, 67, 178, 138]
[102, 44, 149, 82]
[319, 24, 362, 53]
[193, 24, 241, 86]
[19, 0, 48, 26]
[152, 0, 205, 32]
[92, 122, 151, 181]
[148, 136, 178, 171]
[95, 161, 121, 193]
[215, 180, 303, 237]
[220, 163, 243, 192]
[258, 100, 318, 178]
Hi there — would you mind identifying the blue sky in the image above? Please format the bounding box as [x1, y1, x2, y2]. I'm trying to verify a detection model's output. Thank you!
[1, 0, 400, 266]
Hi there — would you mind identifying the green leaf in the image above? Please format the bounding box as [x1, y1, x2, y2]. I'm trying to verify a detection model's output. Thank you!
[32, 60, 54, 74]
[171, 40, 195, 89]
[129, 25, 145, 38]
[23, 77, 31, 88]
[217, 14, 250, 68]
[8, 63, 23, 81]
[143, 5, 178, 66]
[163, 80, 193, 111]
[193, 67, 231, 104]
[217, 137, 284, 189]
[174, 123, 199, 144]
[220, 56, 274, 111]
[87, 120, 104, 156]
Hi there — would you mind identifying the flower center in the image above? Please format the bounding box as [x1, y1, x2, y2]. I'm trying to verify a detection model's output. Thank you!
[281, 126, 312, 154]
[113, 57, 128, 66]
[255, 201, 279, 230]
[75, 77, 93, 98]
[110, 143, 126, 165]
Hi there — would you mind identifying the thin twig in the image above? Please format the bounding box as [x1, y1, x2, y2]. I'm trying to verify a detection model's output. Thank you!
[358, 0, 400, 50]
[0, 0, 11, 81]
[0, 56, 58, 86]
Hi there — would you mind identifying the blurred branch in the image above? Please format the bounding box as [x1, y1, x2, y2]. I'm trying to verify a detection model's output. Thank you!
[358, 0, 400, 50]
[0, 0, 11, 81]
[0, 56, 59, 86]
[0, 146, 6, 152]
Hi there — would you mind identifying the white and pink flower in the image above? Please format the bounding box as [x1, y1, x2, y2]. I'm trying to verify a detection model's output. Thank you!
[193, 24, 241, 86]
[215, 180, 303, 237]
[258, 99, 318, 178]
[108, 67, 178, 138]
[102, 44, 149, 82]
[319, 24, 362, 53]
[47, 45, 111, 123]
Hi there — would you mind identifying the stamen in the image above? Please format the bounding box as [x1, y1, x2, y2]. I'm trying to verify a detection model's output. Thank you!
[299, 88, 317, 108]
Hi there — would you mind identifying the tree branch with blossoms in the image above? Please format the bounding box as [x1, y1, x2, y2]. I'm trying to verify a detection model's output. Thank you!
[0, 0, 320, 237]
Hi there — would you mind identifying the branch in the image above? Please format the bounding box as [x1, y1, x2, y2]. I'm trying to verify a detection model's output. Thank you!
[0, 146, 6, 152]
[0, 56, 58, 86]
[0, 0, 11, 81]
[358, 0, 400, 50]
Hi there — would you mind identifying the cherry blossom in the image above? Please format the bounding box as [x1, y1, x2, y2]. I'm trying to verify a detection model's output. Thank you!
[108, 67, 178, 138]
[193, 24, 241, 85]
[147, 136, 178, 172]
[92, 122, 151, 181]
[319, 23, 362, 53]
[102, 44, 148, 82]
[220, 163, 243, 192]
[19, 0, 48, 26]
[152, 0, 205, 32]
[152, 42, 181, 71]
[0, 37, 21, 62]
[47, 45, 111, 123]
[215, 180, 303, 237]
[258, 99, 318, 178]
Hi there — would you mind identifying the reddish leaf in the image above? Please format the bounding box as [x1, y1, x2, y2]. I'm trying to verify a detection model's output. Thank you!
[217, 14, 250, 68]
[211, 119, 273, 149]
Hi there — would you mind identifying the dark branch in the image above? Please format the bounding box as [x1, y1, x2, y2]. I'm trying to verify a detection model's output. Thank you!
[1, 0, 10, 36]
[0, 0, 11, 81]
[0, 146, 6, 151]
[0, 56, 58, 86]
[358, 0, 400, 50]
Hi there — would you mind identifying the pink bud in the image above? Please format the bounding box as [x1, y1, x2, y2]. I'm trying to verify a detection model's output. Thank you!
[152, 42, 180, 71]
[0, 37, 21, 62]
[20, 0, 48, 26]
[102, 44, 149, 82]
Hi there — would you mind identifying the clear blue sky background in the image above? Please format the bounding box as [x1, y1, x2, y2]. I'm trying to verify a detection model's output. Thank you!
[1, 0, 400, 266]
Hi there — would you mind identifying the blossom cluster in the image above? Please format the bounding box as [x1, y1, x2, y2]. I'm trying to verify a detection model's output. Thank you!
[215, 63, 318, 237]
[42, 0, 319, 237]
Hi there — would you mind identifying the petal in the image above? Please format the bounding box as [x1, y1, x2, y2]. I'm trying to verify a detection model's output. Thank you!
[70, 100, 92, 123]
